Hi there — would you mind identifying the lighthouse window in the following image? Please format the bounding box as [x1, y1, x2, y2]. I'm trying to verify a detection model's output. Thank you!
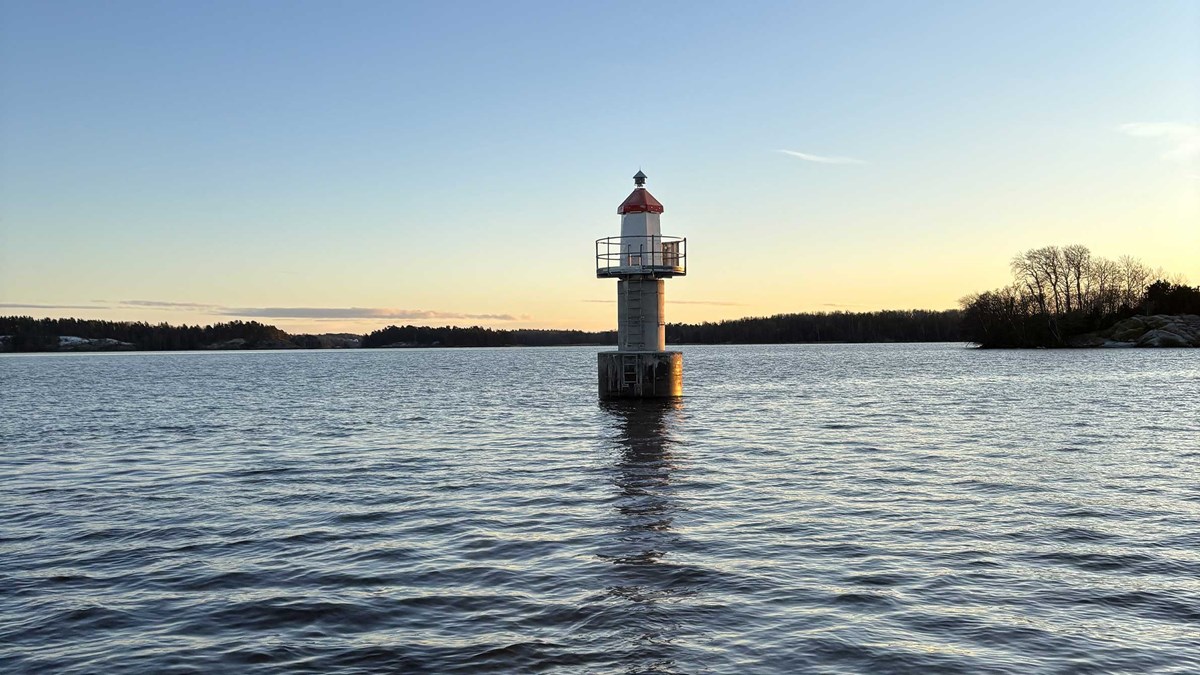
[623, 364, 637, 383]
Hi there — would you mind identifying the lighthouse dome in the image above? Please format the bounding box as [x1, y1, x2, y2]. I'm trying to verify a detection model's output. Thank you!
[617, 172, 664, 215]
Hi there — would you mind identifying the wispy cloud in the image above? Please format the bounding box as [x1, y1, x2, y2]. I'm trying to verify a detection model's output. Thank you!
[0, 302, 108, 310]
[3, 299, 222, 312]
[219, 307, 520, 321]
[1119, 122, 1200, 160]
[119, 300, 220, 309]
[2, 300, 522, 322]
[777, 149, 866, 165]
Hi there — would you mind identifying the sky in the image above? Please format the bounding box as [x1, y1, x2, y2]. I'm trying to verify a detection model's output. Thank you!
[1, 1, 1197, 333]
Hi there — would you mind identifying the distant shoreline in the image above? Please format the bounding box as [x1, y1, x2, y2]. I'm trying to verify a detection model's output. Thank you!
[5, 309, 1199, 354]
[1, 337, 974, 354]
[0, 310, 963, 353]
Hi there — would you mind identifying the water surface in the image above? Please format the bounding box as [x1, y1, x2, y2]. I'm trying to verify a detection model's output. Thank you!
[2, 344, 1198, 672]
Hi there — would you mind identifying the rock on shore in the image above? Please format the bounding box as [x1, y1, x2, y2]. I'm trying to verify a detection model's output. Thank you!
[57, 336, 137, 351]
[1091, 314, 1200, 347]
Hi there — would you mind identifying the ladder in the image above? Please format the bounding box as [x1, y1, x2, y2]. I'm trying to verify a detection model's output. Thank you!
[623, 288, 644, 350]
[621, 353, 641, 390]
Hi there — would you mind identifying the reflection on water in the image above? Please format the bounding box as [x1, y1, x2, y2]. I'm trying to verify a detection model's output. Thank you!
[599, 400, 690, 673]
[601, 400, 683, 565]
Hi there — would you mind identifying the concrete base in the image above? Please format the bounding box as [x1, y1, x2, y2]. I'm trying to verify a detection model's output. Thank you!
[598, 351, 683, 399]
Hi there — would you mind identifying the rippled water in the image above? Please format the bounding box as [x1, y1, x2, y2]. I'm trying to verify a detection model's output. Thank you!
[2, 344, 1199, 673]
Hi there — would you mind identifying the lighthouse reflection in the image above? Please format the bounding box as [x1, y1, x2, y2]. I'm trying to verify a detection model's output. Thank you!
[600, 399, 683, 566]
[597, 399, 691, 673]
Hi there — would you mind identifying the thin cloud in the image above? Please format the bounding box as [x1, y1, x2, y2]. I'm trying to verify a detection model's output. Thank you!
[119, 300, 220, 310]
[2, 300, 521, 322]
[1119, 122, 1200, 160]
[220, 307, 520, 321]
[0, 302, 109, 310]
[777, 149, 866, 165]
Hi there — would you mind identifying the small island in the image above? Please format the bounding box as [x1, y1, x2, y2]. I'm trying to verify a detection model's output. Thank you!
[960, 245, 1199, 348]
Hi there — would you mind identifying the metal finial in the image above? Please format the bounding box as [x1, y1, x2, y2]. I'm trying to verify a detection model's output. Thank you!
[633, 170, 647, 187]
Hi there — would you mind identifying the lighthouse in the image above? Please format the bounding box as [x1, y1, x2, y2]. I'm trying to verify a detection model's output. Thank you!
[595, 171, 686, 398]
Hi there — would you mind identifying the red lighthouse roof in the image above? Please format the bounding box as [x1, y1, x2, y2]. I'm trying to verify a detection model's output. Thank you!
[617, 171, 664, 215]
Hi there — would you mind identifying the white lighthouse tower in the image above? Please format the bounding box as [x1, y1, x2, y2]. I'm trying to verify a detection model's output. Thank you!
[595, 171, 686, 398]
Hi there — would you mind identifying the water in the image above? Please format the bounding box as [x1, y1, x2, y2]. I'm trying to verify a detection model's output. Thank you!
[2, 344, 1198, 673]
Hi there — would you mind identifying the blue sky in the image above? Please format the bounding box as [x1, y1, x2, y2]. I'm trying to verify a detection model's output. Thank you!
[2, 1, 1197, 331]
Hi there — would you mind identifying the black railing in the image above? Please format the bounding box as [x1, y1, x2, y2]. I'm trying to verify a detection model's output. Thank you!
[596, 235, 687, 278]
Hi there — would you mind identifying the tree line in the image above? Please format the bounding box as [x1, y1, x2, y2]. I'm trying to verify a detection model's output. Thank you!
[0, 317, 294, 351]
[666, 309, 962, 344]
[360, 310, 962, 347]
[0, 309, 976, 352]
[960, 245, 1199, 347]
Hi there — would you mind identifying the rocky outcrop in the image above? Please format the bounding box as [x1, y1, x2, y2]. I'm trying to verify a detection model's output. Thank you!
[56, 336, 137, 351]
[1093, 314, 1200, 348]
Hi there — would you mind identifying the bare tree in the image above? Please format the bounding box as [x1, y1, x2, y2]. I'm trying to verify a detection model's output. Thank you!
[1022, 246, 1069, 313]
[1007, 246, 1159, 317]
[1118, 255, 1151, 308]
[1089, 256, 1122, 315]
[1063, 244, 1092, 314]
[1011, 249, 1050, 315]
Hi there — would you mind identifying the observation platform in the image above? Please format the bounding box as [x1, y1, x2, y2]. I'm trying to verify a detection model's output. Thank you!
[595, 235, 687, 279]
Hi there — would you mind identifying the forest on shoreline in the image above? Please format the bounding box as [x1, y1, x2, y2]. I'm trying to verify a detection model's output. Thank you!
[0, 310, 962, 353]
